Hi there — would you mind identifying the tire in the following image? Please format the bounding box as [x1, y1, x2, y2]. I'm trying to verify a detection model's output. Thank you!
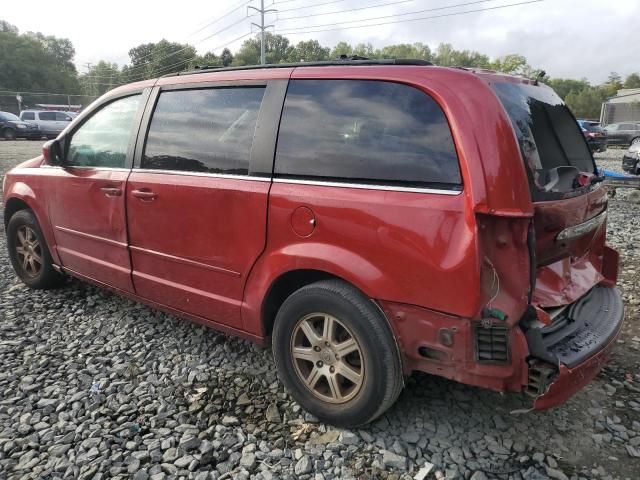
[3, 128, 16, 140]
[6, 210, 64, 289]
[272, 279, 403, 427]
[631, 137, 640, 146]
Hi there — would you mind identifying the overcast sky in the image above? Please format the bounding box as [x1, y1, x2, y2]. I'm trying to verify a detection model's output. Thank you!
[2, 0, 638, 84]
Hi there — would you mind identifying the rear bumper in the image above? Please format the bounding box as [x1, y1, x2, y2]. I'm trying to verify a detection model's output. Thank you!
[622, 155, 639, 174]
[527, 285, 624, 410]
[586, 138, 607, 151]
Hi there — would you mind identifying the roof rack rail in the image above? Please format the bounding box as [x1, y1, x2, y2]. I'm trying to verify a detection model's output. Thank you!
[161, 57, 433, 78]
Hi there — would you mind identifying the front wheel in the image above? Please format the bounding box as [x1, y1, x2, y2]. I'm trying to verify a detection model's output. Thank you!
[272, 279, 403, 427]
[3, 128, 16, 140]
[7, 210, 64, 289]
[631, 137, 640, 146]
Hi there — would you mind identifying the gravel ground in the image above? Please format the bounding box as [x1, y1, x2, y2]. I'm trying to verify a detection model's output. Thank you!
[0, 140, 639, 480]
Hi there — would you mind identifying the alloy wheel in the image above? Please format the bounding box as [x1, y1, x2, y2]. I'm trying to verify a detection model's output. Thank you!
[15, 226, 43, 277]
[290, 312, 365, 404]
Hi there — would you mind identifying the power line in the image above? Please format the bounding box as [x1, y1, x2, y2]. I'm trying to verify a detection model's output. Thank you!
[277, 0, 347, 13]
[187, 0, 253, 39]
[96, 15, 251, 82]
[278, 0, 416, 20]
[79, 1, 254, 78]
[276, 0, 543, 34]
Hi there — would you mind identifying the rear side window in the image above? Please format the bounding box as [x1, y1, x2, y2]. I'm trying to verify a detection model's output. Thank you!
[142, 87, 265, 175]
[39, 112, 56, 121]
[275, 80, 461, 189]
[55, 112, 72, 121]
[21, 112, 35, 120]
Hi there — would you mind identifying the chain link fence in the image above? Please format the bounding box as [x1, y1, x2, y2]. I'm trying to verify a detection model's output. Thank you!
[0, 91, 98, 116]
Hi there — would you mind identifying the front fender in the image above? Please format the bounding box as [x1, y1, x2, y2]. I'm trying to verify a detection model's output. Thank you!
[4, 182, 60, 265]
[241, 242, 384, 335]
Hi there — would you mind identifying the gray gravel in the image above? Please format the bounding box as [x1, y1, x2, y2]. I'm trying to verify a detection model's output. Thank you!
[1, 140, 639, 480]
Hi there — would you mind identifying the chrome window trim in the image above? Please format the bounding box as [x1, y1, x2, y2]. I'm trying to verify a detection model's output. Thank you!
[273, 177, 462, 195]
[133, 168, 271, 182]
[40, 165, 131, 172]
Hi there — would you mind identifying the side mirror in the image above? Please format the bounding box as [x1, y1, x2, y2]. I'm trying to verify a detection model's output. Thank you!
[42, 139, 63, 166]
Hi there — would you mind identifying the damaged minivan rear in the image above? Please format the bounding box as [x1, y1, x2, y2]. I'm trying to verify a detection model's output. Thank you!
[479, 74, 624, 409]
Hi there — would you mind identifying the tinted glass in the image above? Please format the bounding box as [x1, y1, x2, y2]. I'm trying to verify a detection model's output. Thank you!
[142, 87, 265, 175]
[67, 95, 141, 168]
[1, 112, 20, 121]
[39, 112, 56, 121]
[275, 80, 461, 188]
[21, 112, 35, 120]
[55, 112, 72, 121]
[492, 82, 595, 199]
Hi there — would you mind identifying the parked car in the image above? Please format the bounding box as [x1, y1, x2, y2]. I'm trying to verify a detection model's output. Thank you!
[0, 111, 41, 140]
[603, 122, 640, 146]
[19, 110, 74, 138]
[622, 143, 640, 175]
[577, 119, 607, 152]
[3, 60, 623, 427]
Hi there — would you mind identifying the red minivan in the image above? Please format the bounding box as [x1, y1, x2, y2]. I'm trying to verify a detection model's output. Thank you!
[2, 59, 624, 426]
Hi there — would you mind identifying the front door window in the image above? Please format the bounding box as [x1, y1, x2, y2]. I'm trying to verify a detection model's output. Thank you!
[67, 95, 141, 168]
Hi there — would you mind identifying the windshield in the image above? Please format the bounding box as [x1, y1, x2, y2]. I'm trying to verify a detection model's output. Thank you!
[0, 112, 21, 121]
[492, 82, 596, 200]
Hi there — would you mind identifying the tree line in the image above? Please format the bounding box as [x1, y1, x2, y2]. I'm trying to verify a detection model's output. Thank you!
[2, 19, 640, 119]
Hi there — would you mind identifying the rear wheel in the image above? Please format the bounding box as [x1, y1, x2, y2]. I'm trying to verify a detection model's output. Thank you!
[631, 137, 640, 146]
[7, 210, 64, 289]
[272, 279, 403, 427]
[2, 128, 16, 140]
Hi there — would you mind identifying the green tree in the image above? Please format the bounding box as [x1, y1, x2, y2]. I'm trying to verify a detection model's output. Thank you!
[624, 73, 640, 89]
[330, 42, 353, 58]
[220, 48, 233, 67]
[0, 21, 80, 96]
[545, 78, 590, 100]
[80, 61, 121, 97]
[233, 33, 291, 65]
[287, 40, 330, 62]
[123, 40, 196, 81]
[378, 43, 432, 61]
[564, 87, 607, 119]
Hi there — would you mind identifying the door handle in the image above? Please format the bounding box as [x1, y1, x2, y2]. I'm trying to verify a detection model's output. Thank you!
[131, 189, 157, 201]
[100, 186, 122, 197]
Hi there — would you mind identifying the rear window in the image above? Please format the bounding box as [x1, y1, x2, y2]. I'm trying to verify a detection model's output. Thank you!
[492, 82, 596, 200]
[39, 112, 56, 121]
[275, 79, 461, 190]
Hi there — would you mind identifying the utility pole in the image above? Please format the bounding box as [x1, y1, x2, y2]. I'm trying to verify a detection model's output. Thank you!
[84, 62, 94, 97]
[248, 0, 276, 65]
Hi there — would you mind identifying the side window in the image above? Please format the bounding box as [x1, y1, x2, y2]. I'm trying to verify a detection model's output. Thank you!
[67, 95, 141, 168]
[21, 112, 35, 120]
[275, 80, 461, 189]
[39, 112, 56, 121]
[55, 112, 72, 121]
[142, 87, 265, 175]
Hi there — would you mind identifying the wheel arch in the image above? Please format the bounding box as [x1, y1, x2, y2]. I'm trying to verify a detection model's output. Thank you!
[260, 269, 341, 337]
[3, 189, 60, 265]
[241, 244, 385, 338]
[3, 197, 31, 228]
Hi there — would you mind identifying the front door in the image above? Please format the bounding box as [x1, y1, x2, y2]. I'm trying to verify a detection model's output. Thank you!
[47, 93, 146, 292]
[126, 84, 274, 329]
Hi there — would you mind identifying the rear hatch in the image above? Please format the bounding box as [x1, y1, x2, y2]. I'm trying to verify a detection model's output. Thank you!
[491, 81, 609, 308]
